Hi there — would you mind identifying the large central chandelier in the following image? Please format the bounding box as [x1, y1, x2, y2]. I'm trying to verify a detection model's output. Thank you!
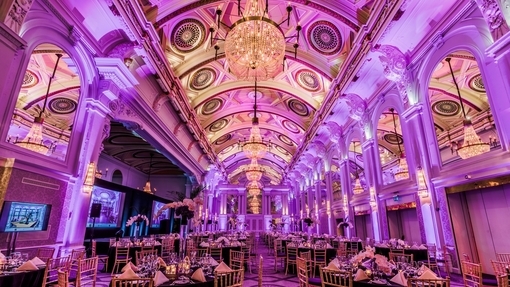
[247, 180, 262, 196]
[212, 0, 300, 81]
[445, 58, 490, 159]
[14, 54, 62, 155]
[390, 108, 409, 181]
[245, 158, 264, 182]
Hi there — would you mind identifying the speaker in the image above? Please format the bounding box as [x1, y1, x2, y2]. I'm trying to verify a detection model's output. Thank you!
[90, 203, 102, 218]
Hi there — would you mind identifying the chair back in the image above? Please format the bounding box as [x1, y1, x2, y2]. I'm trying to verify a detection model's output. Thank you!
[42, 256, 71, 286]
[407, 277, 450, 287]
[91, 239, 98, 257]
[274, 239, 283, 254]
[390, 252, 414, 263]
[320, 268, 352, 287]
[299, 251, 311, 260]
[314, 248, 327, 263]
[135, 249, 158, 265]
[461, 261, 483, 287]
[57, 267, 69, 287]
[258, 255, 263, 287]
[230, 250, 245, 270]
[115, 246, 130, 259]
[491, 260, 508, 276]
[297, 257, 310, 286]
[287, 246, 298, 261]
[497, 253, 510, 263]
[209, 247, 223, 262]
[69, 248, 86, 272]
[109, 238, 117, 246]
[76, 256, 98, 287]
[36, 247, 55, 263]
[214, 269, 244, 287]
[111, 278, 154, 287]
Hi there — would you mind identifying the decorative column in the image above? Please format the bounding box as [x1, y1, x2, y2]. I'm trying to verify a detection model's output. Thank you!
[1, 0, 35, 34]
[476, 0, 510, 41]
[324, 171, 335, 235]
[361, 139, 383, 241]
[264, 191, 272, 231]
[314, 179, 321, 233]
[218, 193, 227, 230]
[338, 160, 354, 237]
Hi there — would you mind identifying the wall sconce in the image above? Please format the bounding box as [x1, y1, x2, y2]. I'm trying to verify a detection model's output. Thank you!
[95, 167, 108, 179]
[417, 167, 429, 198]
[369, 187, 377, 208]
[83, 162, 96, 193]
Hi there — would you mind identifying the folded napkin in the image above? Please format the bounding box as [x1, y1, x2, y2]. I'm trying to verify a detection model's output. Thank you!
[331, 258, 340, 267]
[390, 270, 407, 286]
[354, 269, 369, 281]
[153, 270, 169, 286]
[200, 242, 209, 247]
[214, 262, 232, 273]
[326, 243, 333, 248]
[326, 261, 340, 270]
[0, 251, 5, 259]
[191, 268, 207, 282]
[154, 241, 161, 246]
[419, 244, 428, 250]
[209, 257, 219, 266]
[31, 256, 46, 265]
[17, 260, 39, 271]
[157, 257, 166, 267]
[121, 262, 139, 272]
[118, 267, 139, 279]
[418, 270, 439, 280]
[410, 245, 419, 250]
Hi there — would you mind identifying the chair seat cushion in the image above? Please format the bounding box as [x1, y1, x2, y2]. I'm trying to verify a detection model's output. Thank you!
[314, 256, 326, 262]
[308, 277, 322, 286]
[277, 252, 286, 257]
[287, 255, 297, 260]
[483, 277, 499, 286]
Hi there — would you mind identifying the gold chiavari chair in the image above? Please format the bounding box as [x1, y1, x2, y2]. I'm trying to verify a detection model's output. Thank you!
[91, 240, 109, 272]
[491, 260, 508, 287]
[389, 252, 414, 264]
[209, 246, 223, 262]
[75, 256, 98, 287]
[461, 261, 483, 287]
[111, 246, 131, 275]
[407, 277, 450, 287]
[496, 275, 509, 287]
[297, 257, 321, 287]
[300, 251, 312, 261]
[69, 248, 86, 273]
[109, 238, 117, 246]
[436, 246, 452, 277]
[135, 249, 158, 265]
[241, 244, 253, 273]
[36, 247, 55, 263]
[313, 248, 327, 278]
[111, 278, 154, 287]
[390, 248, 405, 254]
[274, 239, 286, 271]
[497, 253, 510, 263]
[57, 267, 69, 287]
[337, 242, 347, 258]
[161, 238, 175, 261]
[320, 268, 352, 287]
[286, 246, 298, 275]
[332, 240, 339, 249]
[42, 256, 71, 287]
[258, 255, 263, 287]
[347, 242, 359, 255]
[423, 247, 440, 274]
[230, 250, 245, 270]
[213, 269, 244, 287]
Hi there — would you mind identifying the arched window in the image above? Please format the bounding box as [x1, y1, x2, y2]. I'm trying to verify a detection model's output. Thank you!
[112, 169, 123, 185]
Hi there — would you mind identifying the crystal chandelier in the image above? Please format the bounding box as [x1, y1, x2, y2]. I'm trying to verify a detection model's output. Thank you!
[240, 80, 271, 159]
[445, 58, 490, 159]
[390, 108, 409, 181]
[212, 0, 300, 81]
[247, 180, 262, 196]
[143, 153, 154, 194]
[351, 141, 365, 194]
[14, 54, 62, 155]
[245, 158, 264, 182]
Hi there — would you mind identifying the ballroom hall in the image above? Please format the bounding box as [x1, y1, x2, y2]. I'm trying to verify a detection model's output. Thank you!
[1, 0, 510, 287]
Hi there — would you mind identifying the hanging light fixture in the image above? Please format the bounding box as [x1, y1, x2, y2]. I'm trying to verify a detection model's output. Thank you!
[247, 180, 262, 196]
[445, 57, 490, 159]
[143, 153, 154, 194]
[352, 141, 364, 194]
[245, 158, 264, 182]
[390, 108, 409, 181]
[14, 54, 62, 154]
[212, 0, 300, 81]
[417, 167, 429, 198]
[239, 78, 271, 159]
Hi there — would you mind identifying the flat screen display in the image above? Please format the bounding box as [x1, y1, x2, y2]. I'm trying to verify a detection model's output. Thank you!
[87, 187, 124, 228]
[0, 201, 52, 232]
[152, 201, 169, 227]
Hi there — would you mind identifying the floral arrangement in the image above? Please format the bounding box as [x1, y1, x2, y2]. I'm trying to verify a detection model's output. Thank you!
[301, 217, 318, 227]
[268, 219, 277, 231]
[126, 214, 149, 226]
[175, 199, 195, 220]
[229, 213, 239, 228]
[192, 217, 204, 226]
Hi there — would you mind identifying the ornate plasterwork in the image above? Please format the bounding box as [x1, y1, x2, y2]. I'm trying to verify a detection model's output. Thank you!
[478, 0, 510, 41]
[5, 0, 34, 35]
[344, 93, 367, 121]
[371, 44, 410, 104]
[324, 121, 342, 144]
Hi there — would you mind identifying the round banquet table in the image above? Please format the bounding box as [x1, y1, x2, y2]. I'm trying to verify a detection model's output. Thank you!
[0, 266, 45, 287]
[107, 245, 162, 273]
[374, 247, 428, 262]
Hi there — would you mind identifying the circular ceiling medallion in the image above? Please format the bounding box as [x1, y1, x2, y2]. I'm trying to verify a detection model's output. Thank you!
[171, 19, 206, 53]
[22, 70, 38, 88]
[273, 154, 286, 162]
[191, 68, 216, 91]
[307, 21, 342, 55]
[201, 98, 223, 115]
[275, 145, 288, 155]
[432, 100, 461, 117]
[215, 134, 231, 145]
[208, 118, 229, 132]
[49, 97, 77, 114]
[220, 145, 234, 154]
[282, 120, 300, 134]
[247, 90, 263, 100]
[383, 133, 404, 145]
[288, 99, 310, 117]
[278, 134, 294, 146]
[296, 69, 320, 92]
[469, 73, 485, 92]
